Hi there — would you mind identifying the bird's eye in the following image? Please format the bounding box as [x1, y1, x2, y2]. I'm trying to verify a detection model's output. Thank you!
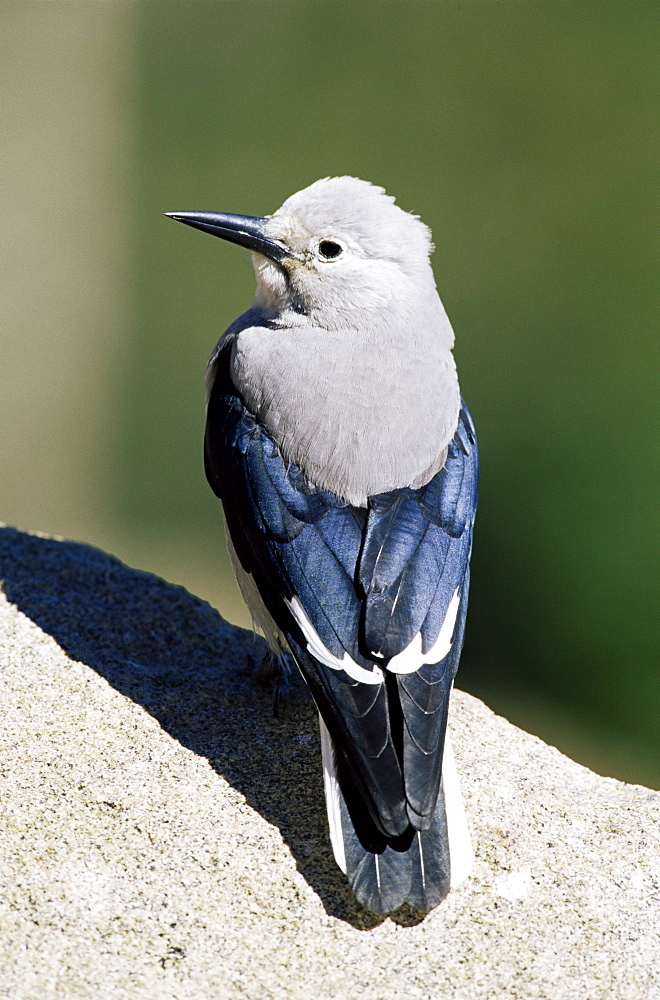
[317, 240, 344, 260]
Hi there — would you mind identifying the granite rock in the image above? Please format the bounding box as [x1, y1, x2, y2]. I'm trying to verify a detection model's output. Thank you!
[0, 526, 658, 1000]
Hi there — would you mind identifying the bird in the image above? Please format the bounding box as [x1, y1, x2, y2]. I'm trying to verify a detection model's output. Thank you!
[166, 176, 478, 915]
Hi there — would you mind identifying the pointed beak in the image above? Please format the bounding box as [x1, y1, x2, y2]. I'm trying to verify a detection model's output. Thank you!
[164, 211, 291, 264]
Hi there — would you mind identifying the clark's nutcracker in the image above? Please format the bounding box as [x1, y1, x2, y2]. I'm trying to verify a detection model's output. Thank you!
[167, 177, 478, 915]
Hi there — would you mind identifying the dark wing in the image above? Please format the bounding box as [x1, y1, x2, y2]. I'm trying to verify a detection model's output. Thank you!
[358, 410, 478, 830]
[205, 342, 478, 911]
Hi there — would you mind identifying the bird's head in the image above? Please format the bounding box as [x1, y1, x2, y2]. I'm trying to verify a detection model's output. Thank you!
[167, 177, 440, 327]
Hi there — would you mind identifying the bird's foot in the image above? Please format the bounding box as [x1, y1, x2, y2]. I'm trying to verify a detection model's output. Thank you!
[250, 649, 293, 717]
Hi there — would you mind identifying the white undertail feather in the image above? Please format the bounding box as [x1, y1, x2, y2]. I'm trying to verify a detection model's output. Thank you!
[443, 729, 474, 887]
[319, 715, 347, 873]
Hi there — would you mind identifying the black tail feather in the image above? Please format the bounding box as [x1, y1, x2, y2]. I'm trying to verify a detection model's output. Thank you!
[405, 788, 451, 912]
[337, 756, 451, 915]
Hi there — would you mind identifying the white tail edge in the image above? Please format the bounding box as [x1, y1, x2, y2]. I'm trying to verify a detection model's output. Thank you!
[443, 729, 474, 887]
[319, 714, 347, 874]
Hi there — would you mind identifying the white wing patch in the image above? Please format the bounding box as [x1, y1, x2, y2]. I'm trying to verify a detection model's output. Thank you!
[319, 715, 347, 874]
[386, 588, 461, 675]
[286, 596, 384, 685]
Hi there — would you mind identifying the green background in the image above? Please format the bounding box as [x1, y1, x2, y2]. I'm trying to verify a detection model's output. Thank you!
[2, 2, 658, 785]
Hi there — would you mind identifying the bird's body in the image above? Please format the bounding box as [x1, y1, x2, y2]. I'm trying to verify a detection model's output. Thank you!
[168, 177, 478, 915]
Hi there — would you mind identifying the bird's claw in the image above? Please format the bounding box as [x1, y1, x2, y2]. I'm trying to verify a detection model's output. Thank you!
[249, 649, 292, 716]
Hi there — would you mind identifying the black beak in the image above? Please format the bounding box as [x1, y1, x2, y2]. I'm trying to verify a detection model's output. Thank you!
[164, 211, 291, 264]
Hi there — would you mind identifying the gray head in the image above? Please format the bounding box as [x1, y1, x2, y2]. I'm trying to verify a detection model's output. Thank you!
[167, 176, 445, 332]
[167, 177, 460, 503]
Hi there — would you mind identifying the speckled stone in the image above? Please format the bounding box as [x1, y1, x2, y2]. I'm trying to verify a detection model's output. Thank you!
[0, 526, 658, 1000]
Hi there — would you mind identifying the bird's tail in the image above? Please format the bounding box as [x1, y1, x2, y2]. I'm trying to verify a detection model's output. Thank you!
[319, 716, 473, 915]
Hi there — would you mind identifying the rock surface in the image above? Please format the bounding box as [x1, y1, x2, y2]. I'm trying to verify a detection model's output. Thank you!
[0, 526, 658, 1000]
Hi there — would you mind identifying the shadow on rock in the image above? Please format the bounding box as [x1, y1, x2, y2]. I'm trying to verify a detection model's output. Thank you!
[0, 526, 383, 930]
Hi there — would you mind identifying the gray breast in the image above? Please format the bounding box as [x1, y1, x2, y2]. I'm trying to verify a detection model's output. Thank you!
[230, 322, 460, 506]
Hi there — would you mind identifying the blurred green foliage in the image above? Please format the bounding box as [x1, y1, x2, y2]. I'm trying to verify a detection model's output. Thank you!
[4, 3, 657, 785]
[116, 3, 658, 784]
